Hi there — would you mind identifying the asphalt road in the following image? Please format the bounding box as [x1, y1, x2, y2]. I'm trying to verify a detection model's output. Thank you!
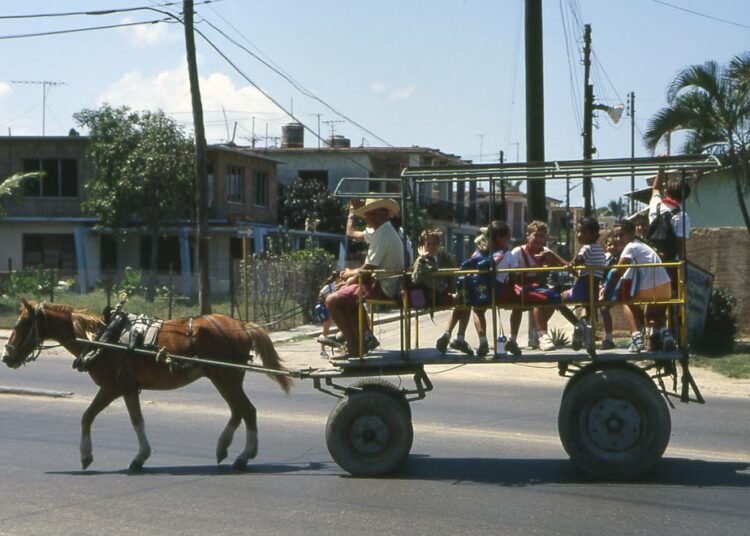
[1, 341, 749, 536]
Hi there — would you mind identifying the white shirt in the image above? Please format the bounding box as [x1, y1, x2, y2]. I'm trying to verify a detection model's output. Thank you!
[492, 247, 518, 283]
[649, 193, 690, 239]
[620, 240, 671, 290]
[365, 221, 405, 298]
[510, 245, 550, 280]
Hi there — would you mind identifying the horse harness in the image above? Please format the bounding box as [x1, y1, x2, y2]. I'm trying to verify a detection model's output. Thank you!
[5, 303, 47, 364]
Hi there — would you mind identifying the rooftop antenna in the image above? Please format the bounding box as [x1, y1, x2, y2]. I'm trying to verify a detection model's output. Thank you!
[10, 80, 66, 136]
[322, 119, 344, 146]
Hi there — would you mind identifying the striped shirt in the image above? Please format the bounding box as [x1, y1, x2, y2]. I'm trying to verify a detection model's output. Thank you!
[577, 244, 606, 279]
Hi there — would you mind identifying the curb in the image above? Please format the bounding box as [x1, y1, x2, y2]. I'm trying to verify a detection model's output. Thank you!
[0, 386, 73, 398]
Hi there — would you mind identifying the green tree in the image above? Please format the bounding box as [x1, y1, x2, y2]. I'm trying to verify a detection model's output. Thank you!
[0, 172, 41, 216]
[74, 104, 194, 301]
[644, 53, 750, 235]
[278, 177, 345, 233]
[599, 197, 627, 220]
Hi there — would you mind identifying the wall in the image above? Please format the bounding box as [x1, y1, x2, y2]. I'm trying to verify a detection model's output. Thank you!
[686, 171, 750, 228]
[269, 150, 372, 191]
[686, 227, 750, 335]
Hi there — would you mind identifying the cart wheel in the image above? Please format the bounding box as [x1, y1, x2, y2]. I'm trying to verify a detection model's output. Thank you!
[348, 379, 412, 419]
[558, 367, 671, 480]
[326, 391, 413, 477]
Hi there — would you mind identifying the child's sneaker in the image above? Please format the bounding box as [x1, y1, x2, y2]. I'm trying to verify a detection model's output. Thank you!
[318, 335, 344, 348]
[319, 350, 329, 359]
[661, 329, 676, 351]
[538, 332, 556, 351]
[629, 333, 645, 353]
[505, 339, 523, 356]
[449, 338, 474, 355]
[476, 341, 489, 357]
[364, 332, 380, 353]
[647, 331, 661, 352]
[600, 339, 616, 350]
[436, 333, 450, 354]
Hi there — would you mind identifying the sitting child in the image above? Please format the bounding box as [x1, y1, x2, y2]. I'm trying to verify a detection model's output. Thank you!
[314, 271, 340, 358]
[601, 219, 675, 353]
[411, 228, 450, 307]
[599, 232, 623, 350]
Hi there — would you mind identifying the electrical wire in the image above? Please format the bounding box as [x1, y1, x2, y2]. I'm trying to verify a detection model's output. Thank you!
[650, 0, 750, 30]
[0, 0, 218, 19]
[0, 18, 171, 40]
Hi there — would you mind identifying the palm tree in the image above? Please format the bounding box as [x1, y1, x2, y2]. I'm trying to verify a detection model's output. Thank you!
[600, 198, 627, 220]
[644, 53, 750, 235]
[0, 172, 41, 216]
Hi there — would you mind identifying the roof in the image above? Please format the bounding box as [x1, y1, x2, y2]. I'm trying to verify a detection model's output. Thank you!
[243, 145, 468, 163]
[207, 144, 282, 164]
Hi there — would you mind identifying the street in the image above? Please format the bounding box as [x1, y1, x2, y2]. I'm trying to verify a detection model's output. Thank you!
[1, 311, 749, 535]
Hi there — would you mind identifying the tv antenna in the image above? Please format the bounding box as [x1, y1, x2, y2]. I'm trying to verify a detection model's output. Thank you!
[10, 80, 66, 136]
[322, 119, 344, 145]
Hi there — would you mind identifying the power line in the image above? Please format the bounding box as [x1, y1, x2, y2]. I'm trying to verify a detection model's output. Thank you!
[0, 18, 171, 40]
[651, 0, 750, 30]
[199, 17, 393, 147]
[0, 0, 217, 19]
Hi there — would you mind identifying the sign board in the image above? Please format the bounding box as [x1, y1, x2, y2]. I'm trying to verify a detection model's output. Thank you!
[237, 227, 253, 239]
[685, 261, 714, 344]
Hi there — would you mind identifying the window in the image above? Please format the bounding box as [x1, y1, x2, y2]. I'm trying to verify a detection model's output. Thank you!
[226, 165, 244, 203]
[100, 235, 118, 273]
[22, 234, 77, 271]
[254, 171, 268, 207]
[22, 158, 78, 197]
[140, 236, 194, 273]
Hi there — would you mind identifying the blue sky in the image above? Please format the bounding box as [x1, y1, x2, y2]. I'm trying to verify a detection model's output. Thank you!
[1, 0, 749, 206]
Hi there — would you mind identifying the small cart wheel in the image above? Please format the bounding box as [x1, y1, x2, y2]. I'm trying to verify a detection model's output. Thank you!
[558, 367, 671, 480]
[326, 391, 413, 477]
[348, 379, 412, 419]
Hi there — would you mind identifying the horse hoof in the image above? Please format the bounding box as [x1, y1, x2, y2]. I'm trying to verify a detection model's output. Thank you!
[232, 457, 248, 471]
[216, 449, 228, 464]
[81, 455, 93, 470]
[128, 460, 144, 473]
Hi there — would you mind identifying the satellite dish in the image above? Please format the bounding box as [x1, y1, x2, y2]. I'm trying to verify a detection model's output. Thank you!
[605, 104, 624, 124]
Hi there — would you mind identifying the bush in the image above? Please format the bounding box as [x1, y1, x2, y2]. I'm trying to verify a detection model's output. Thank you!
[0, 268, 55, 298]
[693, 286, 737, 355]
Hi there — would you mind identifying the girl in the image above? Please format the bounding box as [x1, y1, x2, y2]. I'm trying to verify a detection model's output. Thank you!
[599, 232, 623, 350]
[601, 220, 674, 353]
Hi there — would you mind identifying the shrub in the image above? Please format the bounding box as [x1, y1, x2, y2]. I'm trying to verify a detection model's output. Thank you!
[693, 286, 737, 355]
[0, 268, 55, 298]
[549, 327, 570, 348]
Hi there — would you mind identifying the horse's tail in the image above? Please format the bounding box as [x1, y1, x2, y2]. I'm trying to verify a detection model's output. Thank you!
[244, 322, 292, 394]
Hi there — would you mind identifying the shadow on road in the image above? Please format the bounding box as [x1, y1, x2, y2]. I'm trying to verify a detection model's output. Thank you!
[46, 461, 326, 477]
[397, 456, 750, 487]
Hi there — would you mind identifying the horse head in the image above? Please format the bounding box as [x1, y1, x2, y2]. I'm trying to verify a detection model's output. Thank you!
[2, 299, 46, 369]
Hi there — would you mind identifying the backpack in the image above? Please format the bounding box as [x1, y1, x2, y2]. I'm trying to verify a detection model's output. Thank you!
[646, 203, 680, 260]
[456, 253, 493, 305]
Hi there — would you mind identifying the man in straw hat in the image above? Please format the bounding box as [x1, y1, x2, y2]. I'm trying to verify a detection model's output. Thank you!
[326, 197, 405, 356]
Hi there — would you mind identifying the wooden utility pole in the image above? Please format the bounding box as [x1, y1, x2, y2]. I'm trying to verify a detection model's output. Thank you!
[184, 0, 212, 313]
[629, 91, 636, 214]
[525, 0, 547, 222]
[582, 24, 594, 216]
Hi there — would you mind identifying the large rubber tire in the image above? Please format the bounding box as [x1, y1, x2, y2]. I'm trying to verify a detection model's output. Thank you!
[348, 379, 412, 419]
[326, 391, 413, 477]
[558, 367, 671, 481]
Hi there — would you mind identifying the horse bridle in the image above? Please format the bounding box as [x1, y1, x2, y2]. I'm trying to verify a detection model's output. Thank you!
[5, 303, 47, 364]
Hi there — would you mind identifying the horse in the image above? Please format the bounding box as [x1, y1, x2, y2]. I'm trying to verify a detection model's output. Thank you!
[1, 299, 292, 471]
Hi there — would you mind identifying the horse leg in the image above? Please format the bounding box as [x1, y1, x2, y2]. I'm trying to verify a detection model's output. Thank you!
[123, 392, 152, 472]
[80, 387, 119, 470]
[210, 372, 257, 471]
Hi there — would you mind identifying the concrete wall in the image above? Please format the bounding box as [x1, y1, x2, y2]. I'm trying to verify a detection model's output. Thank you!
[686, 172, 750, 228]
[270, 151, 373, 191]
[687, 227, 750, 335]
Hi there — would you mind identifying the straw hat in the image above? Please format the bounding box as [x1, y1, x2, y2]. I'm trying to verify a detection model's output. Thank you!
[353, 198, 400, 218]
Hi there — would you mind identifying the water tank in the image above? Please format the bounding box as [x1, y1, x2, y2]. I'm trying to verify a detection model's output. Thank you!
[281, 122, 304, 148]
[328, 135, 351, 148]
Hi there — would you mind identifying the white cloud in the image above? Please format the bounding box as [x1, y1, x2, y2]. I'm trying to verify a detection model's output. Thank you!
[98, 61, 282, 142]
[0, 82, 11, 98]
[120, 16, 179, 48]
[389, 84, 416, 102]
[370, 81, 386, 94]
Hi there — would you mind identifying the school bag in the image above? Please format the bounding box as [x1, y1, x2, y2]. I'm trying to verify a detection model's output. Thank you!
[456, 254, 493, 305]
[646, 203, 680, 260]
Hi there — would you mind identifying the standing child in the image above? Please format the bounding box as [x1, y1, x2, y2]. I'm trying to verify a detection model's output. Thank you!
[314, 271, 340, 358]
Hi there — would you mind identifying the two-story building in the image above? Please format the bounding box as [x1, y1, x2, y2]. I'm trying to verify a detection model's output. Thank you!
[0, 135, 279, 294]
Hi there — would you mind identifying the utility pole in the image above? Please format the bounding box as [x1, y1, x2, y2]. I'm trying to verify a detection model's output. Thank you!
[582, 24, 594, 217]
[629, 91, 636, 214]
[477, 134, 485, 162]
[510, 141, 520, 162]
[499, 150, 507, 220]
[10, 80, 65, 136]
[184, 0, 211, 314]
[525, 0, 546, 222]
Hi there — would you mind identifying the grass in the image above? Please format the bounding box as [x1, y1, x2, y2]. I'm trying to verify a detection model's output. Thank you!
[0, 290, 303, 330]
[690, 342, 750, 379]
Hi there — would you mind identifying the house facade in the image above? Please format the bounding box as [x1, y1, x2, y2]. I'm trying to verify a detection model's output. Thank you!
[0, 136, 279, 294]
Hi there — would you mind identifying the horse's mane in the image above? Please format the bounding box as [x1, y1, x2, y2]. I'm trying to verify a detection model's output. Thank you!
[31, 302, 104, 340]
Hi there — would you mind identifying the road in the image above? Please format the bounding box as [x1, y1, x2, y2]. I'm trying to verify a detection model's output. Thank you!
[1, 312, 749, 535]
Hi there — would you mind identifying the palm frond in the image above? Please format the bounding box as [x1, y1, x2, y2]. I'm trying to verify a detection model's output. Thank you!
[0, 172, 42, 215]
[667, 61, 724, 104]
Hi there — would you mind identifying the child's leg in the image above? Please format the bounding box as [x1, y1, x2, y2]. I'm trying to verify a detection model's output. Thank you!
[623, 304, 643, 333]
[601, 306, 613, 335]
[472, 308, 487, 338]
[533, 306, 555, 333]
[510, 308, 523, 339]
[322, 318, 331, 337]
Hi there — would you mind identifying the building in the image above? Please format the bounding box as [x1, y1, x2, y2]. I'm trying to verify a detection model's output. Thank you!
[0, 136, 280, 294]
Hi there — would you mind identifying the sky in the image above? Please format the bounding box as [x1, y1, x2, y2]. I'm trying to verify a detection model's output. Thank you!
[1, 0, 749, 207]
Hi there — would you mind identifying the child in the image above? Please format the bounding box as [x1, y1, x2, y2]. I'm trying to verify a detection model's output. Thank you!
[599, 232, 623, 350]
[436, 221, 516, 357]
[411, 228, 449, 304]
[601, 220, 674, 353]
[314, 271, 340, 358]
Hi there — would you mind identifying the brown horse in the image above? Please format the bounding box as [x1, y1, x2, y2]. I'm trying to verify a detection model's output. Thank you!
[1, 299, 292, 471]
